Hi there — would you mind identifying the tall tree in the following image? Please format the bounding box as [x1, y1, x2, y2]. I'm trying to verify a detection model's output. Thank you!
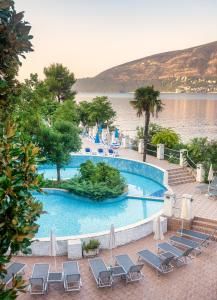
[44, 63, 76, 103]
[89, 96, 116, 127]
[131, 86, 163, 161]
[0, 0, 33, 122]
[39, 120, 81, 182]
[15, 73, 59, 138]
[0, 2, 43, 298]
[53, 99, 79, 125]
[77, 101, 94, 127]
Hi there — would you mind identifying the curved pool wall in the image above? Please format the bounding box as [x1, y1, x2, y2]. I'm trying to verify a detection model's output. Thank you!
[29, 155, 168, 256]
[38, 154, 168, 187]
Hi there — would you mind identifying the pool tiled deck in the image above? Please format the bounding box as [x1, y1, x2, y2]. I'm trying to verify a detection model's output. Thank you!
[16, 139, 217, 299]
[17, 232, 217, 300]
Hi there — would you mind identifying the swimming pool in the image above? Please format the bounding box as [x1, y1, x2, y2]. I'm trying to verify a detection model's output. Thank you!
[35, 190, 164, 238]
[35, 155, 167, 238]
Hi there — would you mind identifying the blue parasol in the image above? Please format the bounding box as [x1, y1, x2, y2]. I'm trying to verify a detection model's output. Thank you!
[94, 132, 100, 143]
[115, 128, 119, 139]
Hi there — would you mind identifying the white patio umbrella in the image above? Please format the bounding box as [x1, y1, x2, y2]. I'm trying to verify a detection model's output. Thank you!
[50, 229, 58, 270]
[109, 224, 116, 266]
[180, 197, 192, 232]
[101, 129, 107, 143]
[92, 126, 98, 138]
[88, 127, 93, 138]
[208, 164, 214, 192]
[153, 216, 164, 241]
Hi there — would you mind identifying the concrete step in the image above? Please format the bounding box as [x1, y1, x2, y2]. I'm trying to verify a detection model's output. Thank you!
[169, 178, 196, 186]
[192, 221, 217, 230]
[191, 225, 217, 241]
[167, 167, 190, 173]
[168, 167, 195, 186]
[169, 174, 195, 181]
[193, 216, 217, 225]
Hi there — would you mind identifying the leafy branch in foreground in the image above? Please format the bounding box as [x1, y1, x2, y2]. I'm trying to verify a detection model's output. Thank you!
[0, 123, 43, 298]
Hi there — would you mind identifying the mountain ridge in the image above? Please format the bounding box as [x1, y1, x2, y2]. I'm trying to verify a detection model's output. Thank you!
[75, 41, 217, 93]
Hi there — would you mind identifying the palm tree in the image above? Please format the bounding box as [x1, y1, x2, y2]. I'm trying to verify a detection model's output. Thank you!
[131, 86, 164, 162]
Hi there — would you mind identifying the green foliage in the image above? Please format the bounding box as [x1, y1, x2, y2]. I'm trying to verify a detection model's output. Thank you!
[57, 160, 126, 200]
[77, 101, 94, 127]
[187, 138, 208, 163]
[38, 120, 81, 181]
[0, 123, 43, 297]
[0, 0, 33, 121]
[44, 63, 76, 102]
[148, 123, 163, 140]
[15, 73, 59, 138]
[186, 138, 217, 180]
[131, 86, 163, 161]
[136, 123, 163, 142]
[151, 129, 180, 148]
[89, 96, 116, 126]
[53, 99, 79, 124]
[78, 96, 116, 127]
[82, 239, 100, 252]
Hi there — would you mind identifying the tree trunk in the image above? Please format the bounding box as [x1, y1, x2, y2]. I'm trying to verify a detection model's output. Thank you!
[57, 164, 61, 183]
[143, 111, 150, 162]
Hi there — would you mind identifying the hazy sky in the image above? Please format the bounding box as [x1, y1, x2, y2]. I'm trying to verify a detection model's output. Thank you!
[16, 0, 217, 81]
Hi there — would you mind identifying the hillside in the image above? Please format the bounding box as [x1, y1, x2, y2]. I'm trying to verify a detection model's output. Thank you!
[75, 41, 217, 93]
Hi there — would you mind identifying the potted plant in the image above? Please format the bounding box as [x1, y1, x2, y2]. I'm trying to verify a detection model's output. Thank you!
[82, 239, 100, 257]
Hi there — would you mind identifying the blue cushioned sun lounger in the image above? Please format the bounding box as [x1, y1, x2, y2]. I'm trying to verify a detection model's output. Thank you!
[115, 254, 144, 283]
[63, 261, 82, 292]
[169, 236, 203, 255]
[89, 258, 112, 288]
[177, 229, 214, 246]
[137, 249, 173, 275]
[157, 242, 194, 266]
[29, 263, 49, 294]
[3, 262, 26, 286]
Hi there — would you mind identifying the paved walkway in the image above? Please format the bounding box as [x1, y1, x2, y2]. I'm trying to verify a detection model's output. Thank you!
[17, 232, 217, 300]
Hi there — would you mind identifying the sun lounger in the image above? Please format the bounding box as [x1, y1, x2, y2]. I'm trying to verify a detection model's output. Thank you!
[137, 249, 173, 275]
[115, 254, 144, 283]
[89, 258, 113, 288]
[157, 242, 194, 266]
[2, 262, 26, 287]
[97, 148, 105, 156]
[208, 177, 217, 196]
[177, 228, 215, 245]
[29, 263, 49, 294]
[169, 235, 204, 255]
[84, 147, 92, 155]
[63, 261, 81, 292]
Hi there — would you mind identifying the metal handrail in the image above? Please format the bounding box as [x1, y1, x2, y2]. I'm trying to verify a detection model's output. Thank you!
[164, 147, 180, 154]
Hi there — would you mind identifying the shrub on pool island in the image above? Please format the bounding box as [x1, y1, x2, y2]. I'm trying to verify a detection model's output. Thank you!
[45, 160, 127, 201]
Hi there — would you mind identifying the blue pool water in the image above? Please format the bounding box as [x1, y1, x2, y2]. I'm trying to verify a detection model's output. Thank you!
[38, 167, 165, 198]
[35, 190, 164, 238]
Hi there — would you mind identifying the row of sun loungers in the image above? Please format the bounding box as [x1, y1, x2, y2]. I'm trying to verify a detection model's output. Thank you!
[29, 261, 81, 294]
[2, 228, 214, 293]
[84, 147, 119, 156]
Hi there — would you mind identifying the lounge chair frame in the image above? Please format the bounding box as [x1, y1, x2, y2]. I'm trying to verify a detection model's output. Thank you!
[89, 258, 113, 288]
[115, 254, 144, 283]
[63, 261, 82, 292]
[3, 262, 26, 287]
[137, 250, 173, 276]
[29, 263, 50, 295]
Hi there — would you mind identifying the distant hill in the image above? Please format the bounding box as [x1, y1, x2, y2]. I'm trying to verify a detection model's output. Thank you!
[75, 41, 217, 93]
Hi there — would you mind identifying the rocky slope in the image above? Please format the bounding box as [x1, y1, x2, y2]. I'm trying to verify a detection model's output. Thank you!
[75, 41, 217, 93]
